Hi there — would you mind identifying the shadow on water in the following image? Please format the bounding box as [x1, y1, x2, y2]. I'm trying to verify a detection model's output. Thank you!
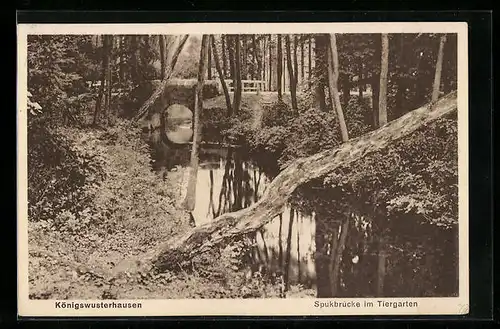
[145, 134, 458, 298]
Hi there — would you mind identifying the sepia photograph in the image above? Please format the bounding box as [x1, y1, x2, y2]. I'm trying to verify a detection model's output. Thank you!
[17, 22, 468, 316]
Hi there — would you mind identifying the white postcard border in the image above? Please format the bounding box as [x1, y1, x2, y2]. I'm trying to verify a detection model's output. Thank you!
[17, 21, 469, 317]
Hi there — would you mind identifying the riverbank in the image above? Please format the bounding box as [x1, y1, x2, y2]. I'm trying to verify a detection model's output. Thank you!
[28, 120, 307, 299]
[28, 121, 191, 298]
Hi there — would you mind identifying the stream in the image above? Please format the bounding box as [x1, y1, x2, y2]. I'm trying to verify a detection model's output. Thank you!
[145, 131, 459, 298]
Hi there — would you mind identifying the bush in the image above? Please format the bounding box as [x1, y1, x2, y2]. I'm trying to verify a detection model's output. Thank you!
[343, 97, 372, 138]
[261, 100, 296, 128]
[28, 123, 105, 224]
[323, 113, 458, 227]
[279, 108, 341, 167]
[201, 107, 231, 143]
[249, 125, 290, 156]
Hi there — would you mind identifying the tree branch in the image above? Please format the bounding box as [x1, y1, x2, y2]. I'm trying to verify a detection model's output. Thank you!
[133, 35, 189, 123]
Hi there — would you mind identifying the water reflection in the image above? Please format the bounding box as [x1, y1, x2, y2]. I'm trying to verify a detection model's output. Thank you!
[146, 137, 458, 298]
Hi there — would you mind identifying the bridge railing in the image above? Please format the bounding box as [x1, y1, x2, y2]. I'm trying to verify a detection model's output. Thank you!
[218, 79, 267, 93]
[86, 78, 269, 96]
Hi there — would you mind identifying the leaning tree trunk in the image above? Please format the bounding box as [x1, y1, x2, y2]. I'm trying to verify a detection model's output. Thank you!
[431, 34, 447, 104]
[285, 35, 298, 112]
[150, 91, 458, 270]
[211, 35, 233, 117]
[133, 35, 189, 123]
[207, 40, 212, 80]
[327, 34, 349, 142]
[182, 35, 210, 211]
[378, 33, 389, 126]
[159, 35, 166, 80]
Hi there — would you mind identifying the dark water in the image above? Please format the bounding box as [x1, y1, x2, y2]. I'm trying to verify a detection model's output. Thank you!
[146, 133, 459, 298]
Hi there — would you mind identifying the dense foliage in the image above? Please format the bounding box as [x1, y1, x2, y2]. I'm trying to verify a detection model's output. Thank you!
[323, 113, 458, 227]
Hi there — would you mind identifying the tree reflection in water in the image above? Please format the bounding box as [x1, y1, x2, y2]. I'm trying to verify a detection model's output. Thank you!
[147, 139, 458, 298]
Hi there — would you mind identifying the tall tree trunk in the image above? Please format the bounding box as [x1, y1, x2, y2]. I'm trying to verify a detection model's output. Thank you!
[221, 35, 228, 78]
[308, 36, 313, 89]
[211, 35, 233, 117]
[395, 35, 407, 117]
[283, 52, 287, 94]
[228, 35, 235, 81]
[327, 34, 349, 142]
[314, 35, 327, 111]
[151, 91, 458, 270]
[241, 35, 247, 79]
[233, 35, 242, 115]
[159, 35, 166, 80]
[261, 36, 266, 86]
[103, 35, 111, 123]
[132, 35, 141, 83]
[207, 40, 212, 80]
[431, 34, 447, 104]
[119, 36, 125, 83]
[300, 35, 305, 84]
[182, 35, 210, 211]
[293, 35, 299, 89]
[93, 35, 108, 126]
[133, 35, 189, 122]
[284, 208, 295, 292]
[285, 35, 298, 111]
[268, 35, 273, 91]
[252, 34, 262, 84]
[342, 81, 350, 107]
[277, 34, 283, 100]
[106, 35, 114, 125]
[378, 33, 389, 126]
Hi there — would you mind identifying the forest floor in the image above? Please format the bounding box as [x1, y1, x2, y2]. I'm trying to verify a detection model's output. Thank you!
[28, 120, 299, 299]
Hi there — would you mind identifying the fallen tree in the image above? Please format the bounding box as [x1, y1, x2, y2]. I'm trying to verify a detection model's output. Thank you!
[152, 91, 458, 270]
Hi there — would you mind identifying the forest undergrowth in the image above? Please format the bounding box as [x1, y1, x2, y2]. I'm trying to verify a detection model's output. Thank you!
[28, 120, 309, 299]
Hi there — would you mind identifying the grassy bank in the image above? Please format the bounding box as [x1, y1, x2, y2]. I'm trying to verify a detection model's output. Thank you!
[28, 120, 307, 299]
